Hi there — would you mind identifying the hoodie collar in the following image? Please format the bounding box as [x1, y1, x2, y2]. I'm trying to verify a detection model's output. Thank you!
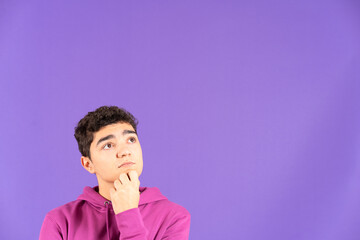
[77, 186, 167, 212]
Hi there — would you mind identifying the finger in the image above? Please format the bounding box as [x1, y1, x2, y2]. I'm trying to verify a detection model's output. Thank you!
[128, 170, 139, 182]
[114, 179, 121, 189]
[119, 173, 130, 184]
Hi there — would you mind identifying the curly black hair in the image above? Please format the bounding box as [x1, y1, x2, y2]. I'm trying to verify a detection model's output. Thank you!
[74, 106, 138, 159]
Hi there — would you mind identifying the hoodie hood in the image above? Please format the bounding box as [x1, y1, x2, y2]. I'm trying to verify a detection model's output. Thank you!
[77, 186, 167, 212]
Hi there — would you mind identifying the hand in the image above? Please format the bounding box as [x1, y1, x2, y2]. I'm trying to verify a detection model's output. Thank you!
[110, 170, 140, 214]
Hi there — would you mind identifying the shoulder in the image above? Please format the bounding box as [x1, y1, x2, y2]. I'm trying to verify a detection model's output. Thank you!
[145, 198, 191, 220]
[140, 186, 191, 220]
[45, 199, 84, 222]
[164, 200, 190, 216]
[147, 199, 191, 236]
[40, 200, 79, 238]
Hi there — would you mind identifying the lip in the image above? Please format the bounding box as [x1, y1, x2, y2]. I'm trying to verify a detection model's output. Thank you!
[118, 162, 135, 168]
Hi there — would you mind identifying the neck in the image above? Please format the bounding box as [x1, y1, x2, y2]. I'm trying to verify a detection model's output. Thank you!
[96, 177, 112, 201]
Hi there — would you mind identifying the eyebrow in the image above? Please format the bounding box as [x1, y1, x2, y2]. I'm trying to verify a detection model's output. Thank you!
[96, 130, 137, 147]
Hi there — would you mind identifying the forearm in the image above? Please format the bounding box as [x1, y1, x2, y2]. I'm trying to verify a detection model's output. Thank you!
[116, 208, 149, 240]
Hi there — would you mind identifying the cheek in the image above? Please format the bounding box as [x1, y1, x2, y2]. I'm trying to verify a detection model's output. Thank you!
[135, 145, 143, 156]
[137, 164, 143, 177]
[137, 152, 143, 167]
[92, 152, 115, 168]
[96, 149, 115, 157]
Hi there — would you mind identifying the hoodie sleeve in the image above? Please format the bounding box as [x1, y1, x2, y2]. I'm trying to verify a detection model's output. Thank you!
[115, 208, 149, 240]
[161, 207, 191, 240]
[115, 205, 191, 240]
[39, 214, 64, 240]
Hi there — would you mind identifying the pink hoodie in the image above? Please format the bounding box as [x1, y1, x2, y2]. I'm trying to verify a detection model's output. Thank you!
[39, 186, 191, 240]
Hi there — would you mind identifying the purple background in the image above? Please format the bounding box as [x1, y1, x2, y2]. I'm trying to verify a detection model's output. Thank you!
[1, 1, 360, 239]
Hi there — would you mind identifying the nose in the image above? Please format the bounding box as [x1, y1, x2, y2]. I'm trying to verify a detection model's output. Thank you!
[116, 147, 131, 158]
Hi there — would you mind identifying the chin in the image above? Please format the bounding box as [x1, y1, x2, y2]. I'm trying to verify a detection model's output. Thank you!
[119, 166, 138, 174]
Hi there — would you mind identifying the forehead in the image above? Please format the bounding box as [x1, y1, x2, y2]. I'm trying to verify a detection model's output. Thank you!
[92, 122, 135, 140]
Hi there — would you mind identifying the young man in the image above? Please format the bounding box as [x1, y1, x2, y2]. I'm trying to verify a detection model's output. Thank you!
[39, 106, 191, 240]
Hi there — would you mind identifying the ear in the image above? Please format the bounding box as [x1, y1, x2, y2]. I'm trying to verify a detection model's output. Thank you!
[81, 156, 95, 174]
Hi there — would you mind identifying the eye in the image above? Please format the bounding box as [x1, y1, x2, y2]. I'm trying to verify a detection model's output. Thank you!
[103, 143, 113, 150]
[128, 137, 137, 143]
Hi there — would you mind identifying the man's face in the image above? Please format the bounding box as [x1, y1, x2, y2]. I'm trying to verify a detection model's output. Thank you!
[83, 122, 143, 184]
